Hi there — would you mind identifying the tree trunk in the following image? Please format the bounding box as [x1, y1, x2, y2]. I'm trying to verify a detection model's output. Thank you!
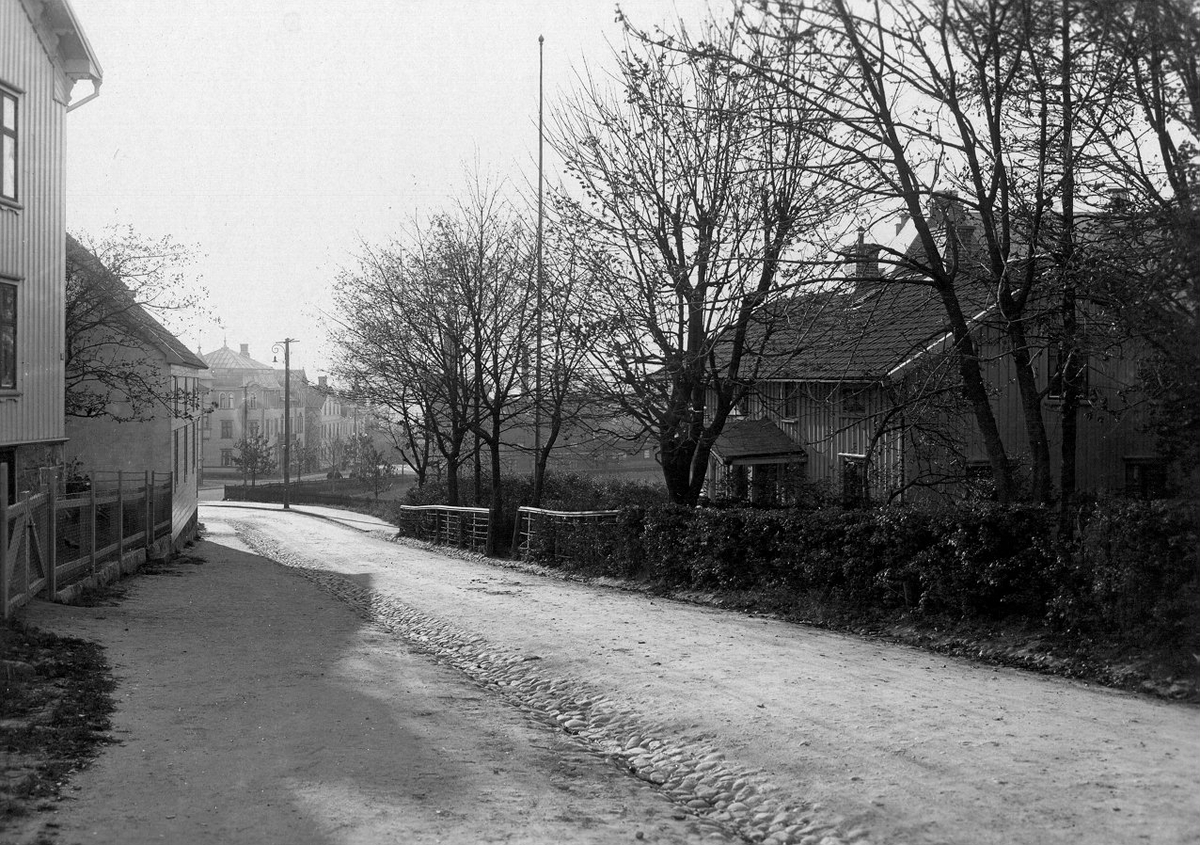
[1058, 0, 1080, 524]
[1005, 320, 1053, 502]
[486, 435, 503, 557]
[937, 285, 1014, 502]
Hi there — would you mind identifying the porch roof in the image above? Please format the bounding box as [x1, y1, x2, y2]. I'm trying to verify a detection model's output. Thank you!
[711, 417, 807, 466]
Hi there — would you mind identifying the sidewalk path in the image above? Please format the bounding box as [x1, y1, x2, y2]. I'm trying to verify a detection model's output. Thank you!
[19, 520, 715, 845]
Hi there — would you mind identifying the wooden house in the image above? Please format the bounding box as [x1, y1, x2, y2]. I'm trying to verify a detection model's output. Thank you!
[0, 0, 102, 499]
[707, 217, 1161, 505]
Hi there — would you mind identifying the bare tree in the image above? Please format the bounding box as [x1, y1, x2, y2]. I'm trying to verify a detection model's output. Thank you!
[551, 19, 848, 505]
[691, 0, 1193, 503]
[65, 229, 209, 421]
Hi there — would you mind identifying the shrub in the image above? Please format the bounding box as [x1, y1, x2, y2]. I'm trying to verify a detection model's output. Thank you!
[1059, 497, 1200, 645]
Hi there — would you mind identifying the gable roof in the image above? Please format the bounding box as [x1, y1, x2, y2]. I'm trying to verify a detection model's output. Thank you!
[65, 235, 207, 372]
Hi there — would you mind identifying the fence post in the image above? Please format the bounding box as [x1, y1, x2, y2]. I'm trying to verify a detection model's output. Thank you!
[89, 475, 98, 576]
[1, 466, 9, 618]
[21, 488, 30, 600]
[511, 507, 525, 558]
[145, 470, 153, 553]
[116, 471, 125, 565]
[45, 471, 57, 600]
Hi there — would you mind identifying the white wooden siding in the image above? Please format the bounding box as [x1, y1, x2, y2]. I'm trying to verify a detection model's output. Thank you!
[0, 0, 67, 448]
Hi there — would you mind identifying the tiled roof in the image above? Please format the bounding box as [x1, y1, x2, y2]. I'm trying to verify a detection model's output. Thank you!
[65, 235, 208, 372]
[712, 417, 808, 464]
[752, 223, 995, 382]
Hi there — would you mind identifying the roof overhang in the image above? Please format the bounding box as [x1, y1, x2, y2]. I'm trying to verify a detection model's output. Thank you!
[711, 417, 808, 467]
[20, 0, 103, 98]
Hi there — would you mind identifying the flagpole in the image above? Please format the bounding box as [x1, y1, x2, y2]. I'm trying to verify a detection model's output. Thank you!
[533, 34, 545, 503]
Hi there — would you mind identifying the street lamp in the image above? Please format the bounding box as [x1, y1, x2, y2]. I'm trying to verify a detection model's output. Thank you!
[272, 338, 298, 510]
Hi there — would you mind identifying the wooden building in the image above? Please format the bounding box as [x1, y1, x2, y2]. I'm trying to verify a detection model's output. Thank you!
[708, 217, 1161, 505]
[0, 0, 103, 499]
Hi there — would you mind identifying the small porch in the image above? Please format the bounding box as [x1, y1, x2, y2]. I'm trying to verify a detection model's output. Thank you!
[707, 418, 808, 506]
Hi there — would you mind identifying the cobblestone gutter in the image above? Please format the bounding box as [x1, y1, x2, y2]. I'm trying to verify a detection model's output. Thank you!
[234, 522, 871, 845]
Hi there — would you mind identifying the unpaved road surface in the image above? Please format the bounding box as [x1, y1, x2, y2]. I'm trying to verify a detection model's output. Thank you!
[20, 502, 1200, 844]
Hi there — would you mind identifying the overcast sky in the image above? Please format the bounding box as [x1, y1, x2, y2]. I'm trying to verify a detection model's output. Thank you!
[64, 0, 719, 375]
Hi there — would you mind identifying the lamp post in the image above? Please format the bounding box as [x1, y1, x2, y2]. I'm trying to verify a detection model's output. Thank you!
[272, 338, 298, 510]
[241, 384, 249, 488]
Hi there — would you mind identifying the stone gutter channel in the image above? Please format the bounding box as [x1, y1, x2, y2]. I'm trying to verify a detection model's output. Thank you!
[234, 523, 870, 845]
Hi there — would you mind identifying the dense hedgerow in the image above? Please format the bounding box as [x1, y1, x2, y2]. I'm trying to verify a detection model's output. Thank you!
[395, 472, 1197, 648]
[527, 496, 1198, 649]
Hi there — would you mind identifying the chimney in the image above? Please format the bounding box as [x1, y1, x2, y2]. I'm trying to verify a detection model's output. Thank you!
[850, 228, 881, 288]
[318, 376, 327, 388]
[239, 343, 249, 356]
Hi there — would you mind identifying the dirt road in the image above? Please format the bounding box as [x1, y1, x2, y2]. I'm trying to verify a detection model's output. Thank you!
[21, 502, 1200, 844]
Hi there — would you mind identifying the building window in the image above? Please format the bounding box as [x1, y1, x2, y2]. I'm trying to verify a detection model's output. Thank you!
[1, 88, 16, 202]
[249, 421, 259, 437]
[1124, 457, 1166, 499]
[782, 385, 798, 419]
[220, 393, 231, 410]
[249, 393, 257, 410]
[1047, 343, 1089, 399]
[0, 281, 15, 390]
[220, 420, 233, 439]
[841, 388, 866, 415]
[221, 449, 233, 467]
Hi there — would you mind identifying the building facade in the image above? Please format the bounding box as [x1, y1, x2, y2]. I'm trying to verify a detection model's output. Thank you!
[200, 344, 364, 480]
[0, 0, 102, 499]
[62, 236, 209, 543]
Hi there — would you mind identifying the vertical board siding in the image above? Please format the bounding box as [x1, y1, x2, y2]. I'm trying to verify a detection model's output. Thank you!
[750, 381, 902, 500]
[972, 321, 1155, 494]
[0, 0, 67, 447]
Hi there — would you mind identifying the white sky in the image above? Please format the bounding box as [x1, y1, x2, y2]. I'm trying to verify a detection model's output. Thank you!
[64, 0, 721, 375]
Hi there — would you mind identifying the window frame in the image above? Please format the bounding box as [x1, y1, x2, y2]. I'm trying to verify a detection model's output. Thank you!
[1, 84, 17, 204]
[0, 278, 17, 391]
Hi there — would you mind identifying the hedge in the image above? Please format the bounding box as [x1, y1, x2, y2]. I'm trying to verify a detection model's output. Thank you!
[526, 498, 1198, 648]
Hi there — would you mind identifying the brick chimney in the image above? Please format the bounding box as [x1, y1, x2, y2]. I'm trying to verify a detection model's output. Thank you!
[318, 376, 327, 388]
[848, 228, 882, 292]
[239, 343, 249, 356]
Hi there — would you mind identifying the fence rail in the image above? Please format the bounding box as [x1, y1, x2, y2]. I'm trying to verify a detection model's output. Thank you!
[397, 504, 491, 552]
[511, 506, 621, 559]
[2, 465, 173, 619]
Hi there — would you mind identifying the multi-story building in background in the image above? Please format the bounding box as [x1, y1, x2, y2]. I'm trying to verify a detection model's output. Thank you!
[200, 343, 364, 481]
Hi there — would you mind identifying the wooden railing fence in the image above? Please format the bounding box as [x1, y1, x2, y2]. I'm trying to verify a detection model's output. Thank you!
[511, 506, 621, 559]
[397, 504, 491, 552]
[1, 465, 173, 619]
